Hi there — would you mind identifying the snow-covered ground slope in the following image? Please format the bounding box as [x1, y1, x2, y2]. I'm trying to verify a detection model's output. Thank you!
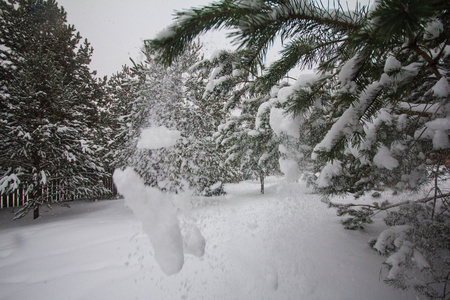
[0, 177, 421, 299]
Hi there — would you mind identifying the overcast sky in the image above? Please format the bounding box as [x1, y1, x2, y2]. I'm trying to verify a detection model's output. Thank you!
[57, 0, 369, 78]
[57, 0, 232, 77]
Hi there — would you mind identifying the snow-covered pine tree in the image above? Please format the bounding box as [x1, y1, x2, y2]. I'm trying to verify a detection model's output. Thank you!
[194, 49, 281, 193]
[103, 64, 145, 170]
[0, 0, 107, 219]
[148, 0, 449, 296]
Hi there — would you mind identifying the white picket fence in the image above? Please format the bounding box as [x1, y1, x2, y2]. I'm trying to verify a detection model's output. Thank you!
[1, 175, 117, 209]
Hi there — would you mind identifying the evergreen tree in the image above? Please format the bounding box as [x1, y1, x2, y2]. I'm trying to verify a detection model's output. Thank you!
[107, 44, 227, 195]
[104, 64, 144, 169]
[148, 0, 450, 296]
[0, 0, 107, 219]
[205, 50, 281, 193]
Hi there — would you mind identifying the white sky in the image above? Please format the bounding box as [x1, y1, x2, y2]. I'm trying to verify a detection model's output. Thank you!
[57, 0, 231, 77]
[57, 0, 369, 78]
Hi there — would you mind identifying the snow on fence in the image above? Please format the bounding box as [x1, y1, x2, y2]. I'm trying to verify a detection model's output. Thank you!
[1, 174, 117, 209]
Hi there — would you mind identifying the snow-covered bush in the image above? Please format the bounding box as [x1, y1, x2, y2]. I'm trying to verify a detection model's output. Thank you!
[373, 202, 450, 298]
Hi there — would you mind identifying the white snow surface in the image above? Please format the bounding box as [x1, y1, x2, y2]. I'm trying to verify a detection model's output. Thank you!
[137, 126, 181, 149]
[0, 177, 421, 299]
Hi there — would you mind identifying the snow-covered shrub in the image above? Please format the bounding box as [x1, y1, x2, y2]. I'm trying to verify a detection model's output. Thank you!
[374, 202, 450, 298]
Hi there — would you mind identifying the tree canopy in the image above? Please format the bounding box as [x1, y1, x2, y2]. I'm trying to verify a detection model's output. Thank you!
[0, 0, 107, 219]
[149, 0, 449, 193]
[148, 0, 450, 296]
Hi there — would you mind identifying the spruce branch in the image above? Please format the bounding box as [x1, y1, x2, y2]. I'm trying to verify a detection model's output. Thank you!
[148, 0, 366, 67]
[148, 2, 260, 65]
[333, 192, 450, 213]
[256, 36, 345, 92]
[408, 42, 442, 79]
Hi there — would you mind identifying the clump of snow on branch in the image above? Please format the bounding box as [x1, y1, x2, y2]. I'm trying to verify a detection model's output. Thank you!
[0, 173, 21, 194]
[39, 170, 47, 185]
[373, 225, 412, 254]
[373, 145, 399, 170]
[384, 56, 402, 73]
[316, 160, 342, 188]
[360, 109, 392, 151]
[424, 19, 444, 40]
[269, 108, 300, 139]
[432, 77, 449, 98]
[424, 117, 450, 150]
[292, 73, 321, 89]
[137, 126, 181, 150]
[338, 54, 361, 91]
[155, 27, 175, 40]
[313, 73, 392, 158]
[373, 225, 431, 281]
[263, 75, 320, 140]
[385, 241, 413, 280]
[255, 101, 272, 130]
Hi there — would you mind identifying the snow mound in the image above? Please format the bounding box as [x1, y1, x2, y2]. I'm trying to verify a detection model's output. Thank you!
[181, 221, 206, 257]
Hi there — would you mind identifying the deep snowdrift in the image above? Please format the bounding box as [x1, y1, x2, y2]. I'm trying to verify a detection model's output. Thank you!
[0, 177, 421, 299]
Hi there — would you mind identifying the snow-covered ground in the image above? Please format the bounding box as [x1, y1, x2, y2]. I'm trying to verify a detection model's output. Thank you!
[0, 177, 422, 299]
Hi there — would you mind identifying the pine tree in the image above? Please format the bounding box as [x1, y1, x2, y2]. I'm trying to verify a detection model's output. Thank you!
[204, 50, 281, 193]
[0, 0, 107, 219]
[104, 64, 144, 169]
[148, 0, 450, 296]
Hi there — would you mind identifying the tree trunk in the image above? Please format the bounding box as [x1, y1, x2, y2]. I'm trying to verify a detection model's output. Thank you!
[33, 205, 39, 219]
[260, 172, 264, 195]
